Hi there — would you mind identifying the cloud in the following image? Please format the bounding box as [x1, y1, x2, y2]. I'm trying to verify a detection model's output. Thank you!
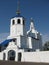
[0, 33, 9, 43]
[42, 33, 49, 44]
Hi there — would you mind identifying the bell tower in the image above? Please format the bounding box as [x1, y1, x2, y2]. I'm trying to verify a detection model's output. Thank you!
[7, 0, 27, 48]
[10, 1, 26, 38]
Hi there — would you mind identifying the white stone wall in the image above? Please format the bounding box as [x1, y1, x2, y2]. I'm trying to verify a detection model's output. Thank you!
[0, 52, 3, 60]
[21, 51, 49, 63]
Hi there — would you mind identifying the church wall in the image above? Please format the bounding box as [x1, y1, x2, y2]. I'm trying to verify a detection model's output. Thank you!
[37, 33, 42, 50]
[21, 51, 49, 63]
[21, 36, 27, 48]
[31, 33, 42, 51]
[0, 52, 3, 60]
[27, 37, 32, 49]
[39, 35, 43, 50]
[17, 36, 21, 48]
[27, 36, 41, 51]
[32, 38, 39, 51]
[0, 50, 49, 63]
[10, 24, 24, 36]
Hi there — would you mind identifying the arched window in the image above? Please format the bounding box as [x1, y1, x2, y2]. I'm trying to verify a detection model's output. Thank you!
[8, 50, 15, 61]
[0, 46, 1, 52]
[23, 20, 25, 25]
[3, 53, 6, 60]
[17, 19, 21, 24]
[12, 20, 15, 25]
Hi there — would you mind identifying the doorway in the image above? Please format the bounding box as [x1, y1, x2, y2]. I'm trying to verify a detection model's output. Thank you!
[18, 53, 22, 61]
[8, 50, 15, 61]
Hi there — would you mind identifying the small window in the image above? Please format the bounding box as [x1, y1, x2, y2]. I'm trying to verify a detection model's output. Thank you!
[3, 53, 6, 60]
[12, 20, 15, 25]
[17, 19, 20, 24]
[18, 53, 22, 61]
[23, 20, 25, 25]
[0, 46, 1, 52]
[28, 49, 30, 52]
[12, 38, 16, 42]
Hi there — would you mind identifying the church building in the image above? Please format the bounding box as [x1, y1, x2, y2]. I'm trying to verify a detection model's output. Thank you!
[0, 1, 44, 62]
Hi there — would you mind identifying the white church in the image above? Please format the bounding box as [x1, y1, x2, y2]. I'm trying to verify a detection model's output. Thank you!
[0, 1, 49, 63]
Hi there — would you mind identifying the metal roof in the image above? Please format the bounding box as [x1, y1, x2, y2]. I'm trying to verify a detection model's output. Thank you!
[0, 39, 13, 46]
[12, 14, 24, 18]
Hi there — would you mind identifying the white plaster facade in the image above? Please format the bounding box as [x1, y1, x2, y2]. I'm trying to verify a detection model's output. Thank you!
[21, 51, 49, 63]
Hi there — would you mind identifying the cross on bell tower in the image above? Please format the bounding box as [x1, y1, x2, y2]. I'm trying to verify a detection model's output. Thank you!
[16, 0, 21, 15]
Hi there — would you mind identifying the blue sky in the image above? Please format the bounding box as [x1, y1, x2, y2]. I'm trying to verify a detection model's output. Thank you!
[0, 0, 49, 44]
